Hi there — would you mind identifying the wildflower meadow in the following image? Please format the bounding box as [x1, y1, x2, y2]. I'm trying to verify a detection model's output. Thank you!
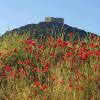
[0, 33, 100, 100]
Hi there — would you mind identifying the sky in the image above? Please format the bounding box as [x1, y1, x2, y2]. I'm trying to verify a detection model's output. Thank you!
[0, 0, 100, 35]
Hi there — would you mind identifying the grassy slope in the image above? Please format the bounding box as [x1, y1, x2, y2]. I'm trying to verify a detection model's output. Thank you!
[0, 33, 100, 100]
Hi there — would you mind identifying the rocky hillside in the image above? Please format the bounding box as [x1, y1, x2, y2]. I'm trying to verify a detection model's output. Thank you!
[1, 19, 98, 40]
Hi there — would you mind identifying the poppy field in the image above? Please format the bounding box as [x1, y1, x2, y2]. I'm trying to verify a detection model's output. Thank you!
[0, 33, 100, 100]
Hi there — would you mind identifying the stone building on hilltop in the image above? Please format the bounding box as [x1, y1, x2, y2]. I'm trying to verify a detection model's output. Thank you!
[45, 17, 64, 24]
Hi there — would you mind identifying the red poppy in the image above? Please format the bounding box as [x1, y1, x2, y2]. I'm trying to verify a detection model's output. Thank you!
[24, 59, 32, 65]
[28, 48, 33, 54]
[19, 68, 24, 73]
[87, 50, 94, 56]
[94, 65, 99, 71]
[1, 71, 6, 78]
[75, 85, 84, 91]
[80, 41, 86, 46]
[80, 52, 88, 60]
[33, 67, 39, 72]
[38, 45, 45, 51]
[5, 65, 11, 71]
[90, 43, 95, 48]
[95, 50, 100, 56]
[63, 41, 68, 47]
[35, 81, 40, 86]
[57, 38, 63, 44]
[44, 66, 49, 72]
[49, 51, 56, 58]
[66, 52, 73, 57]
[68, 84, 73, 91]
[40, 85, 47, 91]
[63, 54, 67, 61]
[18, 60, 24, 65]
[26, 39, 35, 46]
[10, 71, 15, 78]
[52, 43, 57, 48]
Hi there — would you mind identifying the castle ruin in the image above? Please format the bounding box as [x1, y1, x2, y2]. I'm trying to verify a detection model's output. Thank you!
[45, 17, 64, 24]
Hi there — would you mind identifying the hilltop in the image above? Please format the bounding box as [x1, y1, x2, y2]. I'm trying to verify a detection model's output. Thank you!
[1, 17, 95, 40]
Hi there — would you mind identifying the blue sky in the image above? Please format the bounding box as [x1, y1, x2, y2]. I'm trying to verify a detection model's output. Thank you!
[0, 0, 100, 35]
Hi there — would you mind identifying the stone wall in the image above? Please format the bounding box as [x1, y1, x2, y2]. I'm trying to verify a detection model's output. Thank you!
[45, 17, 64, 24]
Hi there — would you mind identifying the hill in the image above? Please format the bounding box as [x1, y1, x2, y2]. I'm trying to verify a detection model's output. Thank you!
[1, 17, 96, 40]
[0, 17, 100, 99]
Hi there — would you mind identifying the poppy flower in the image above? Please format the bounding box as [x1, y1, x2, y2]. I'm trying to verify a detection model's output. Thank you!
[44, 66, 49, 72]
[57, 38, 63, 44]
[5, 65, 11, 71]
[26, 39, 35, 46]
[40, 85, 47, 91]
[1, 71, 6, 78]
[49, 51, 56, 58]
[75, 85, 84, 91]
[24, 59, 32, 65]
[94, 65, 99, 71]
[95, 50, 100, 56]
[18, 60, 24, 65]
[33, 67, 39, 72]
[38, 45, 45, 51]
[68, 85, 73, 91]
[10, 71, 15, 78]
[80, 52, 88, 60]
[34, 81, 40, 86]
